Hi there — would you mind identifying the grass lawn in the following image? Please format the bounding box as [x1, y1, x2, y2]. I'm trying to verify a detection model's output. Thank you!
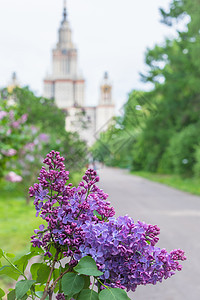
[0, 181, 43, 291]
[131, 171, 200, 195]
[0, 183, 42, 257]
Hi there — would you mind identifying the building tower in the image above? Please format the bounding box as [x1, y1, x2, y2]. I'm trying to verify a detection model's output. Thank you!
[43, 0, 85, 108]
[96, 72, 115, 132]
[43, 3, 116, 146]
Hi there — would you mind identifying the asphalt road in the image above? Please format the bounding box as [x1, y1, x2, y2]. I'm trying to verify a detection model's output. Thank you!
[98, 167, 200, 300]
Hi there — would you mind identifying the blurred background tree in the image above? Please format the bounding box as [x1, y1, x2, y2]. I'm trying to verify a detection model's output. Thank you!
[92, 0, 200, 178]
[0, 86, 88, 202]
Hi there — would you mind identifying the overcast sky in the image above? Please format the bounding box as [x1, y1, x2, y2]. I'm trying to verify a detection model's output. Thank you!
[0, 0, 176, 109]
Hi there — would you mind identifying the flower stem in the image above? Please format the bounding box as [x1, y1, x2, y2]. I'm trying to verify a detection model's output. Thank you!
[97, 278, 110, 290]
[41, 251, 59, 300]
[49, 265, 72, 292]
[3, 253, 27, 280]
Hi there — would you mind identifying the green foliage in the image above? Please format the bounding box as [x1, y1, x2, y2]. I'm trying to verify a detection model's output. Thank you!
[159, 124, 200, 175]
[61, 273, 85, 297]
[14, 251, 39, 274]
[14, 87, 66, 135]
[91, 116, 135, 168]
[0, 247, 130, 299]
[135, 0, 200, 175]
[13, 87, 88, 169]
[92, 0, 200, 180]
[0, 287, 5, 298]
[36, 264, 50, 285]
[34, 291, 49, 299]
[0, 100, 29, 178]
[15, 280, 35, 299]
[77, 289, 99, 300]
[3, 87, 88, 189]
[99, 288, 130, 300]
[74, 256, 103, 276]
[0, 265, 20, 281]
[193, 146, 200, 177]
[7, 290, 16, 300]
[30, 263, 42, 281]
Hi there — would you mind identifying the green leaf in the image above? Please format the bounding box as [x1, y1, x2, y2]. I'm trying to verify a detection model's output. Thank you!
[49, 245, 57, 257]
[6, 253, 15, 259]
[35, 291, 49, 299]
[0, 288, 5, 298]
[21, 294, 28, 300]
[77, 289, 99, 300]
[15, 280, 36, 299]
[61, 272, 84, 297]
[99, 288, 129, 300]
[36, 264, 50, 284]
[0, 249, 3, 259]
[70, 293, 79, 300]
[14, 251, 37, 273]
[0, 265, 20, 281]
[83, 275, 90, 289]
[30, 263, 42, 280]
[74, 256, 103, 277]
[7, 289, 16, 300]
[34, 285, 47, 292]
[30, 245, 44, 254]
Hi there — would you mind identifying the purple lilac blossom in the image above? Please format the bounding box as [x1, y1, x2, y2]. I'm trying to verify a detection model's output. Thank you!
[30, 150, 186, 293]
[5, 171, 22, 182]
[56, 294, 66, 300]
[38, 133, 49, 143]
[1, 148, 17, 156]
[0, 111, 7, 120]
[11, 121, 20, 129]
[20, 114, 28, 123]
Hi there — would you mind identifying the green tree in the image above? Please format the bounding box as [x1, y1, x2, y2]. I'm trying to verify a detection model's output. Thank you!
[132, 0, 200, 174]
[14, 87, 66, 135]
[12, 87, 88, 172]
[92, 0, 200, 176]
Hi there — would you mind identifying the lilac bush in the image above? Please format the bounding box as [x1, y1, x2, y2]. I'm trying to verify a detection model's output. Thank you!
[27, 150, 186, 298]
[13, 127, 51, 202]
[0, 100, 28, 179]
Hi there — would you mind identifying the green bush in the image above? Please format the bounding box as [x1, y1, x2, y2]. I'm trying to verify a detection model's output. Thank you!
[193, 146, 200, 177]
[159, 124, 200, 176]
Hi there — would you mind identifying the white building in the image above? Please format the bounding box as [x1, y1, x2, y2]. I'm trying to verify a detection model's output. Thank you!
[43, 1, 115, 146]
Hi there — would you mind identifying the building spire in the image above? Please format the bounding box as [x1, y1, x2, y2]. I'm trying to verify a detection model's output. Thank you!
[63, 0, 67, 21]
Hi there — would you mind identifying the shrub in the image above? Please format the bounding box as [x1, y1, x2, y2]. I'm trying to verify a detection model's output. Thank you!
[193, 145, 200, 177]
[159, 124, 200, 176]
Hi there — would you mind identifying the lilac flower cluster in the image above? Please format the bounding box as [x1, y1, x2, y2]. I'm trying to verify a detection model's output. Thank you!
[30, 151, 186, 293]
[30, 150, 114, 259]
[79, 217, 186, 291]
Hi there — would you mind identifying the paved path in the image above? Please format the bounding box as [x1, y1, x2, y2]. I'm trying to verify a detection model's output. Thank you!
[98, 167, 200, 300]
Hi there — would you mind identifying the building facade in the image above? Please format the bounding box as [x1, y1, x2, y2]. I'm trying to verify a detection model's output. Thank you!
[43, 2, 115, 146]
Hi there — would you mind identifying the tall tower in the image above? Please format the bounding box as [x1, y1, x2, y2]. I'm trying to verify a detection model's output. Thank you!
[99, 72, 112, 105]
[43, 1, 85, 108]
[96, 72, 115, 132]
